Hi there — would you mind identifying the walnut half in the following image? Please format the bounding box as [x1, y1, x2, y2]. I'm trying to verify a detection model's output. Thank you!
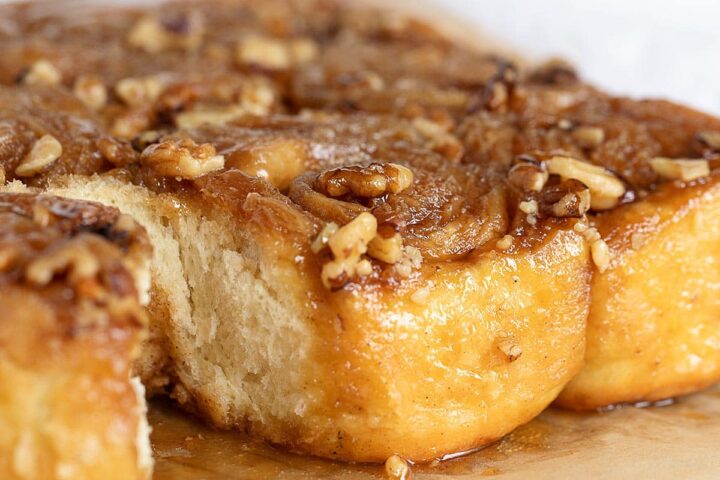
[140, 138, 224, 178]
[315, 163, 414, 198]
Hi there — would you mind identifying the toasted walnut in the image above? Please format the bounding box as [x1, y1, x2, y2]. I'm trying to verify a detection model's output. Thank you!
[541, 179, 591, 218]
[316, 163, 414, 198]
[140, 138, 224, 178]
[574, 222, 611, 272]
[333, 70, 385, 91]
[111, 110, 151, 140]
[412, 117, 463, 161]
[311, 222, 339, 253]
[394, 245, 422, 278]
[698, 131, 720, 151]
[73, 74, 107, 110]
[495, 234, 514, 250]
[367, 225, 403, 264]
[650, 157, 710, 182]
[518, 199, 538, 215]
[128, 12, 204, 53]
[581, 226, 601, 242]
[519, 199, 538, 226]
[115, 76, 164, 107]
[237, 35, 291, 70]
[175, 105, 247, 129]
[469, 61, 517, 113]
[385, 454, 411, 480]
[226, 137, 308, 190]
[557, 118, 574, 131]
[590, 237, 611, 273]
[175, 83, 275, 128]
[288, 38, 319, 63]
[572, 126, 605, 148]
[31, 203, 52, 227]
[15, 134, 62, 177]
[320, 212, 378, 289]
[496, 332, 522, 362]
[240, 79, 276, 115]
[546, 156, 625, 210]
[22, 59, 61, 86]
[508, 162, 548, 192]
[26, 237, 101, 286]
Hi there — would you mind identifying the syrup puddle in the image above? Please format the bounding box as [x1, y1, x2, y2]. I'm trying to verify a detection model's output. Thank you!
[151, 385, 720, 479]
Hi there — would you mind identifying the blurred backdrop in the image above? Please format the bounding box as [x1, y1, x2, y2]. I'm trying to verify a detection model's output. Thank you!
[0, 0, 718, 114]
[433, 0, 720, 115]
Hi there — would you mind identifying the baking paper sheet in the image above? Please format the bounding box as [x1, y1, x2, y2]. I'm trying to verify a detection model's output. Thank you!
[150, 386, 720, 480]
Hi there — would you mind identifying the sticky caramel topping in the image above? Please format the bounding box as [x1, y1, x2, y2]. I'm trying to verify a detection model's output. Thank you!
[0, 0, 718, 289]
[0, 192, 151, 327]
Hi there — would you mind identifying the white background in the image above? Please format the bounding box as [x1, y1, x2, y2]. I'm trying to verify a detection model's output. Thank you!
[433, 0, 720, 115]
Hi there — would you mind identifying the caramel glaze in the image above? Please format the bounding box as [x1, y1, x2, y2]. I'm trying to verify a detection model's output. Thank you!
[0, 193, 150, 332]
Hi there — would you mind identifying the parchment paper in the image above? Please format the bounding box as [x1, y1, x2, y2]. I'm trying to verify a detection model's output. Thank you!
[150, 386, 720, 480]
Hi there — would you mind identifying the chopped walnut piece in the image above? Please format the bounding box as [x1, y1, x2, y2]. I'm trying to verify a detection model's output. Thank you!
[128, 12, 204, 53]
[394, 245, 422, 278]
[320, 212, 378, 289]
[175, 105, 247, 129]
[21, 59, 61, 86]
[73, 74, 107, 110]
[698, 131, 720, 151]
[572, 126, 605, 148]
[237, 35, 291, 70]
[140, 138, 224, 178]
[412, 117, 463, 161]
[542, 179, 591, 218]
[574, 223, 611, 272]
[115, 76, 164, 107]
[367, 225, 403, 264]
[175, 83, 275, 128]
[582, 226, 601, 243]
[495, 234, 514, 250]
[546, 156, 626, 210]
[518, 199, 538, 215]
[520, 199, 539, 225]
[508, 162, 548, 192]
[311, 222, 339, 253]
[650, 157, 710, 182]
[557, 118, 574, 131]
[316, 163, 414, 198]
[240, 79, 276, 115]
[590, 237, 611, 273]
[15, 134, 62, 177]
[288, 38, 319, 63]
[496, 332, 522, 362]
[32, 203, 52, 227]
[26, 236, 101, 286]
[384, 454, 411, 480]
